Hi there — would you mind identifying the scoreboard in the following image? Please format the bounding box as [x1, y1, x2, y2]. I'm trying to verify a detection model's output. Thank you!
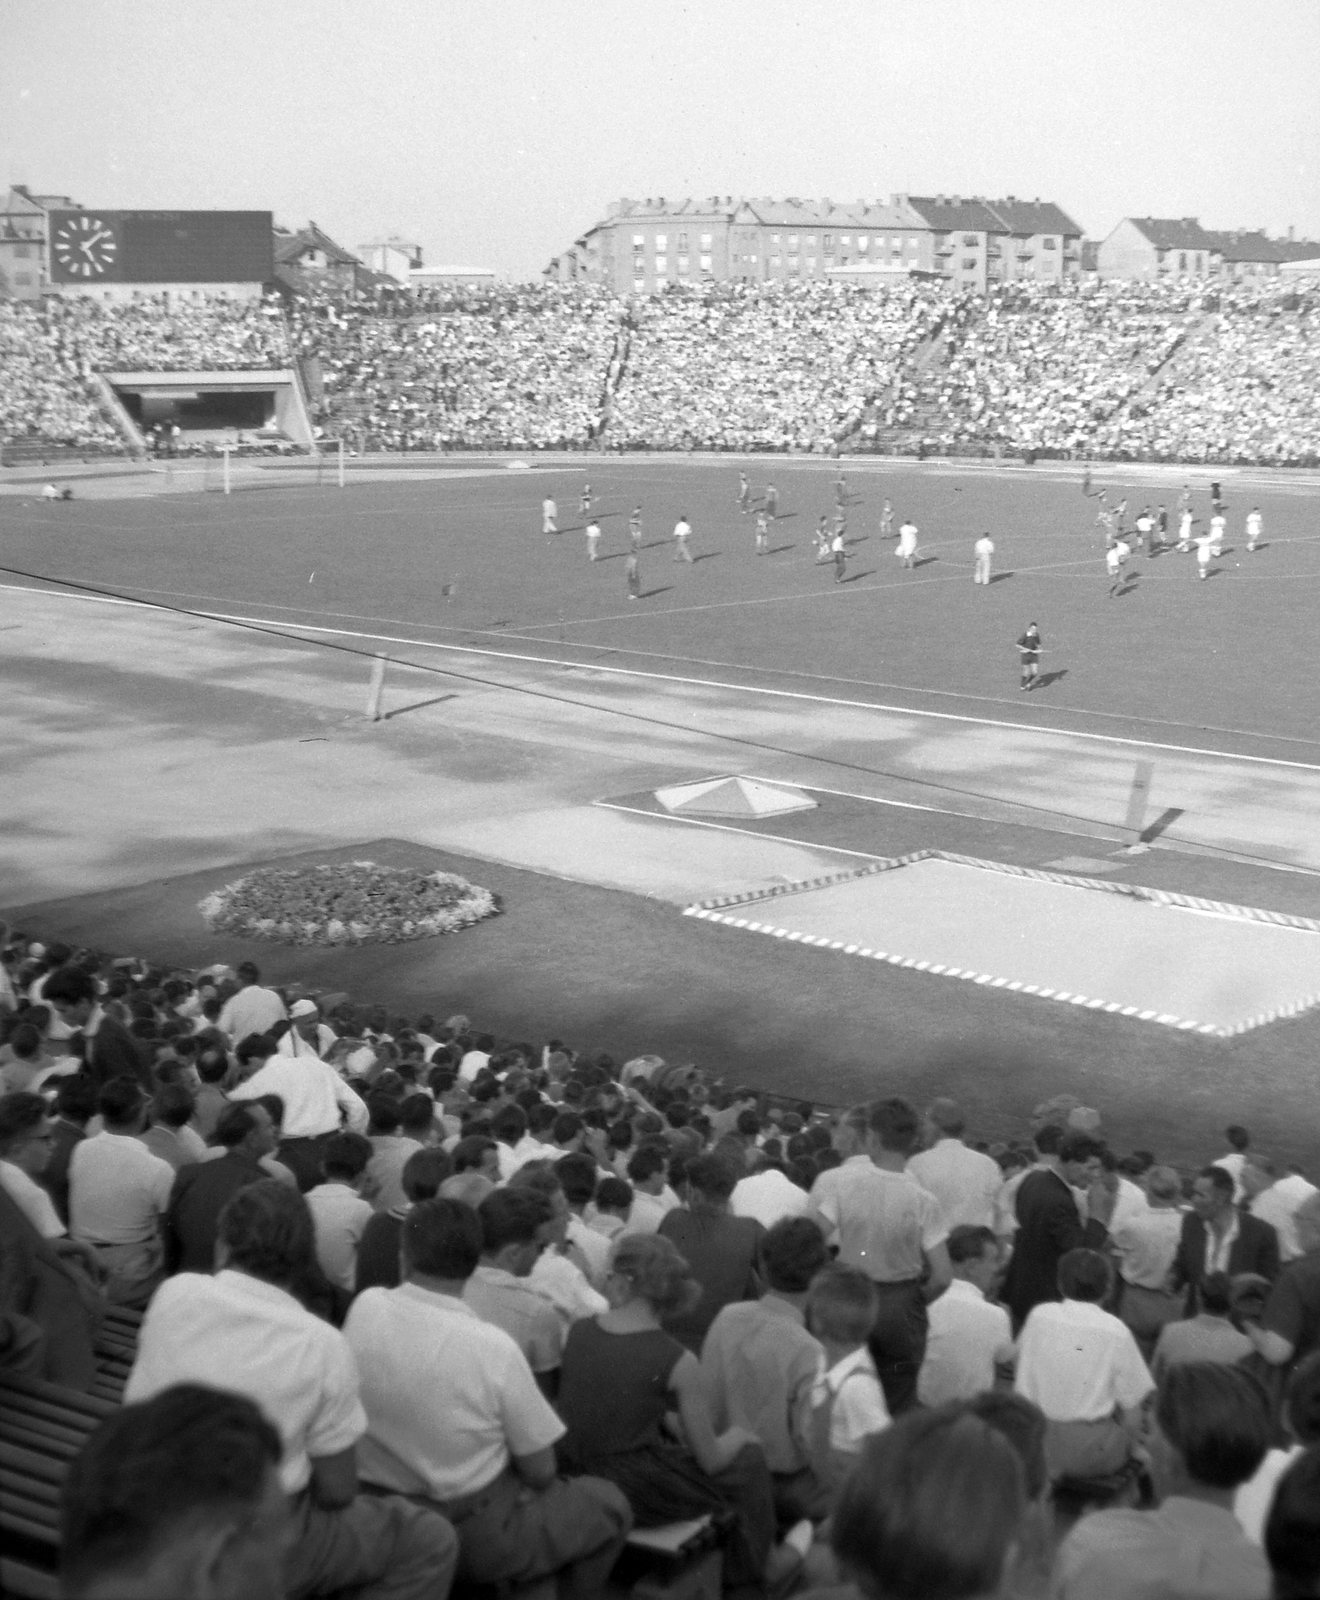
[48, 210, 272, 285]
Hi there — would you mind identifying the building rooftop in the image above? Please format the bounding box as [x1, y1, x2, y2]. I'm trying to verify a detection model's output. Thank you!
[1124, 217, 1222, 252]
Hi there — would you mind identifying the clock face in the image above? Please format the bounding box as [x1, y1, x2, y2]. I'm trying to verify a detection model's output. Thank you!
[52, 214, 119, 279]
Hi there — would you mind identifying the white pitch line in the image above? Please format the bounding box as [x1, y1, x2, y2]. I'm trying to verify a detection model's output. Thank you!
[6, 579, 1320, 773]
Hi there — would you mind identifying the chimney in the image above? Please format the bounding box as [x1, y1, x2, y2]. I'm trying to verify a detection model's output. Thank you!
[1289, 225, 1295, 241]
[657, 196, 665, 207]
[1006, 194, 1015, 204]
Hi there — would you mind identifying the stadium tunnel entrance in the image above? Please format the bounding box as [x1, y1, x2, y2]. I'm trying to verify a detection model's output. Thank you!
[104, 368, 315, 450]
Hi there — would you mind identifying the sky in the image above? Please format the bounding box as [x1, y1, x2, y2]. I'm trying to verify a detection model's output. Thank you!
[3, 0, 1318, 281]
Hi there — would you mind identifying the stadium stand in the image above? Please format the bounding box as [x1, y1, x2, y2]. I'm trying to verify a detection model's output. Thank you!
[5, 278, 1319, 466]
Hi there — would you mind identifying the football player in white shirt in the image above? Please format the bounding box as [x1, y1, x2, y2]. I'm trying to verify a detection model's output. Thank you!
[1246, 507, 1263, 552]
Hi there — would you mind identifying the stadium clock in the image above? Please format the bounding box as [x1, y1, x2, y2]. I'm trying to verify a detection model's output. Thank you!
[51, 214, 119, 278]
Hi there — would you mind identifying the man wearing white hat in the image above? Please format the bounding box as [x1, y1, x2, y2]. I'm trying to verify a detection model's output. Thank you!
[278, 998, 338, 1060]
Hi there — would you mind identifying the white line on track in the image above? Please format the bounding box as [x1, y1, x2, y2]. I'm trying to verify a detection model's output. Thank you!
[7, 578, 1320, 774]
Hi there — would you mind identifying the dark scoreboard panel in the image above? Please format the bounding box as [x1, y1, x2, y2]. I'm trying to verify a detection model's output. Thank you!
[48, 210, 272, 285]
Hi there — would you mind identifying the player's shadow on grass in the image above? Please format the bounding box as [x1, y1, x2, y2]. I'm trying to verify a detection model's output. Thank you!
[1035, 669, 1068, 690]
[637, 585, 674, 599]
[837, 570, 873, 584]
[640, 540, 671, 551]
[595, 552, 627, 562]
[988, 571, 1013, 584]
[691, 552, 720, 564]
[383, 693, 459, 720]
[770, 511, 798, 522]
[844, 534, 869, 546]
[913, 555, 938, 569]
[765, 543, 796, 556]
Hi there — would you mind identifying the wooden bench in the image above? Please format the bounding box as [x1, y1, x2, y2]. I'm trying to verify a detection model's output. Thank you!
[89, 1305, 142, 1405]
[0, 1373, 120, 1600]
[617, 1515, 721, 1600]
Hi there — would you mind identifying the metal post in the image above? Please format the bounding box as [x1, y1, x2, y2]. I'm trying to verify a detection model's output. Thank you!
[222, 447, 231, 495]
[338, 438, 345, 489]
[1123, 760, 1154, 842]
[366, 652, 386, 721]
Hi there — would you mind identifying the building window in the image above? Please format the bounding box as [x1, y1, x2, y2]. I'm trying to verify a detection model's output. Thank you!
[787, 254, 799, 268]
[748, 253, 757, 264]
[1043, 237, 1057, 250]
[655, 233, 667, 250]
[655, 274, 667, 288]
[787, 235, 798, 248]
[14, 244, 31, 259]
[700, 233, 712, 248]
[962, 234, 978, 247]
[771, 234, 781, 246]
[700, 253, 712, 270]
[823, 238, 835, 256]
[633, 278, 646, 292]
[806, 257, 816, 270]
[676, 256, 688, 274]
[769, 256, 781, 268]
[840, 235, 851, 246]
[804, 236, 817, 249]
[963, 258, 977, 271]
[857, 237, 869, 251]
[678, 233, 688, 252]
[655, 255, 667, 272]
[1179, 252, 1187, 270]
[632, 234, 645, 247]
[908, 238, 921, 251]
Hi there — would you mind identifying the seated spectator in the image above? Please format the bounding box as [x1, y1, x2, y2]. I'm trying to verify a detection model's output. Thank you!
[0, 1090, 71, 1241]
[1171, 1165, 1280, 1313]
[1053, 1362, 1272, 1600]
[624, 1142, 677, 1233]
[1112, 1163, 1187, 1360]
[731, 1150, 813, 1228]
[588, 1174, 634, 1240]
[464, 1185, 564, 1388]
[1264, 1445, 1320, 1600]
[356, 1145, 452, 1293]
[39, 1071, 97, 1224]
[217, 960, 288, 1043]
[918, 1223, 1014, 1407]
[555, 1150, 612, 1288]
[190, 1046, 232, 1142]
[140, 1081, 208, 1171]
[805, 1262, 890, 1493]
[703, 1215, 832, 1518]
[1235, 1350, 1320, 1546]
[907, 1098, 1004, 1231]
[660, 1151, 765, 1351]
[68, 1076, 174, 1307]
[964, 1390, 1053, 1594]
[43, 963, 149, 1089]
[125, 1180, 458, 1600]
[61, 1385, 288, 1600]
[364, 1092, 423, 1214]
[508, 1161, 608, 1326]
[451, 1133, 500, 1180]
[165, 1102, 279, 1274]
[828, 1405, 1028, 1600]
[304, 1131, 374, 1292]
[1152, 1269, 1254, 1380]
[1014, 1247, 1153, 1482]
[0, 1021, 49, 1094]
[345, 1197, 632, 1596]
[558, 1231, 810, 1592]
[1244, 1194, 1320, 1373]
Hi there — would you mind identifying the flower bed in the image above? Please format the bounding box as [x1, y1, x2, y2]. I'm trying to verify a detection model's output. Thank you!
[199, 861, 500, 946]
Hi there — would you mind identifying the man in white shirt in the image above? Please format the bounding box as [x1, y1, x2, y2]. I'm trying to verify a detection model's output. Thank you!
[973, 533, 994, 585]
[217, 961, 288, 1043]
[553, 1152, 614, 1289]
[1014, 1247, 1153, 1480]
[346, 1196, 631, 1594]
[807, 1097, 950, 1415]
[908, 1099, 1003, 1232]
[672, 514, 694, 562]
[1243, 1154, 1318, 1262]
[305, 1133, 376, 1292]
[365, 1093, 424, 1215]
[125, 1178, 457, 1600]
[230, 1039, 367, 1191]
[279, 998, 338, 1060]
[731, 1154, 811, 1229]
[623, 1143, 679, 1234]
[464, 1187, 565, 1388]
[918, 1225, 1013, 1407]
[0, 1093, 104, 1299]
[807, 1105, 871, 1217]
[68, 1077, 174, 1307]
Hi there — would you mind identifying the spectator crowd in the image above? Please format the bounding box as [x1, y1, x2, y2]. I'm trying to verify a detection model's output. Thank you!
[5, 278, 1318, 466]
[3, 928, 1320, 1600]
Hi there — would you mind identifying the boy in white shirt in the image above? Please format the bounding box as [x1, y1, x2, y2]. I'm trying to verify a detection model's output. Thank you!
[305, 1132, 376, 1292]
[806, 1262, 890, 1497]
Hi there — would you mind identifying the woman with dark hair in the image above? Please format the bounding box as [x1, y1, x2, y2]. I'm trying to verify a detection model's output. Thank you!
[557, 1232, 809, 1591]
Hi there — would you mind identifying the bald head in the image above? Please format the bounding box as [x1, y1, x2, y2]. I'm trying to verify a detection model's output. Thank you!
[927, 1098, 965, 1138]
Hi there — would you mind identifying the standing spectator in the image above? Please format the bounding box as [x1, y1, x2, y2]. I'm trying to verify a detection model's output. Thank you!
[1245, 1194, 1320, 1373]
[1014, 1249, 1154, 1481]
[660, 1153, 765, 1352]
[1002, 1128, 1113, 1331]
[463, 1186, 564, 1388]
[1234, 1350, 1320, 1545]
[68, 1078, 173, 1307]
[60, 1386, 290, 1600]
[190, 1046, 231, 1143]
[355, 1147, 452, 1293]
[1213, 1124, 1253, 1202]
[165, 1103, 279, 1274]
[1052, 1363, 1271, 1600]
[1242, 1154, 1318, 1262]
[918, 1224, 1014, 1407]
[38, 1071, 97, 1224]
[139, 1082, 208, 1172]
[807, 1096, 951, 1415]
[278, 999, 337, 1060]
[1152, 1271, 1254, 1380]
[43, 964, 149, 1090]
[702, 1217, 831, 1519]
[624, 1143, 678, 1233]
[217, 962, 288, 1043]
[806, 1104, 871, 1215]
[1112, 1163, 1187, 1359]
[304, 1132, 375, 1292]
[229, 1035, 368, 1190]
[1171, 1165, 1279, 1313]
[730, 1151, 812, 1228]
[345, 1198, 632, 1598]
[125, 1181, 458, 1600]
[364, 1093, 423, 1214]
[907, 1098, 1004, 1230]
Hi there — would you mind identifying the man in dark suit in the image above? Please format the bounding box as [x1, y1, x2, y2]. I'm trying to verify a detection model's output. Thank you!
[1172, 1164, 1279, 1312]
[1003, 1128, 1114, 1331]
[165, 1103, 277, 1274]
[41, 964, 151, 1091]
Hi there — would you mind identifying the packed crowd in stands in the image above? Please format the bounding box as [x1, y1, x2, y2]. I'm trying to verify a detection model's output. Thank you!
[5, 278, 1320, 466]
[287, 284, 621, 452]
[3, 928, 1320, 1600]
